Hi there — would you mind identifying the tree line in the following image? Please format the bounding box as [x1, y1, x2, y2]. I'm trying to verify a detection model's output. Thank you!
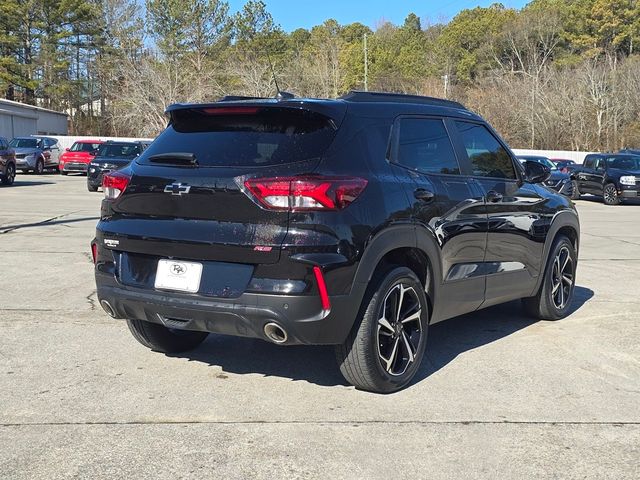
[1, 0, 640, 151]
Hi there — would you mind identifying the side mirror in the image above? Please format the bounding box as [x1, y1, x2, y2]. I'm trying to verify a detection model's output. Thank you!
[523, 160, 551, 184]
[65, 147, 70, 152]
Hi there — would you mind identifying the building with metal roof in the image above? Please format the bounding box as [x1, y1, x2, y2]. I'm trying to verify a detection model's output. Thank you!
[0, 99, 68, 139]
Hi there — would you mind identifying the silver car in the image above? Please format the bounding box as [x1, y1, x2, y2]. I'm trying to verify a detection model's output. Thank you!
[9, 136, 61, 174]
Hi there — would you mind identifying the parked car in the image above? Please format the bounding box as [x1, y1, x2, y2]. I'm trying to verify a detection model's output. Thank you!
[571, 153, 640, 205]
[0, 136, 16, 186]
[517, 155, 573, 197]
[59, 140, 103, 175]
[551, 158, 576, 173]
[92, 91, 580, 393]
[9, 136, 61, 174]
[87, 141, 148, 192]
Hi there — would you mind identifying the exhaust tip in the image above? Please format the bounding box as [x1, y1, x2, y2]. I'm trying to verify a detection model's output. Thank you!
[100, 300, 117, 318]
[264, 322, 288, 344]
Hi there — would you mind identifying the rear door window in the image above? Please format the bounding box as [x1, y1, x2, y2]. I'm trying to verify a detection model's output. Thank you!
[455, 121, 516, 179]
[395, 118, 460, 175]
[139, 107, 337, 167]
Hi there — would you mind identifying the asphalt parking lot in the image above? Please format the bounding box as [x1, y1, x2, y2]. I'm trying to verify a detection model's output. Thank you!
[1, 173, 639, 479]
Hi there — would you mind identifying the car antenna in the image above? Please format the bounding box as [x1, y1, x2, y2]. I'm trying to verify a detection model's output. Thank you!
[265, 50, 294, 100]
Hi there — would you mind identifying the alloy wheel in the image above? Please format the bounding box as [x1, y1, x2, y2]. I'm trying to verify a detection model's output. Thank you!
[551, 246, 574, 310]
[5, 164, 15, 185]
[603, 184, 618, 204]
[377, 283, 423, 376]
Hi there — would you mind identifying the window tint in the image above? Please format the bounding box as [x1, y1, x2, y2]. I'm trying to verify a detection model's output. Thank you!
[396, 118, 460, 175]
[70, 142, 102, 152]
[10, 138, 38, 148]
[97, 143, 140, 158]
[583, 157, 594, 169]
[455, 121, 516, 179]
[607, 156, 640, 170]
[140, 107, 336, 167]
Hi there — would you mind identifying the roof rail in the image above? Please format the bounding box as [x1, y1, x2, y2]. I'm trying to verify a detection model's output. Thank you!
[339, 91, 466, 110]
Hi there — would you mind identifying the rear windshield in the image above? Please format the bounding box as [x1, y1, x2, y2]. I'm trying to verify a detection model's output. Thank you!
[607, 156, 640, 170]
[71, 142, 101, 152]
[139, 107, 337, 167]
[97, 143, 140, 158]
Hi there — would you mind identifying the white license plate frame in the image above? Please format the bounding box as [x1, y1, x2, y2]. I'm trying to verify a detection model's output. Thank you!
[154, 259, 203, 293]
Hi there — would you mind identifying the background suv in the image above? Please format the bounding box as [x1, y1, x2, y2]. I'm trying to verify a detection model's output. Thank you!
[0, 136, 16, 186]
[572, 153, 640, 204]
[93, 91, 580, 393]
[59, 140, 103, 175]
[87, 141, 148, 191]
[9, 136, 61, 174]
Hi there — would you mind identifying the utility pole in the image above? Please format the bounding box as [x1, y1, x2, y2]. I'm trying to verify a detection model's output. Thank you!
[364, 33, 368, 92]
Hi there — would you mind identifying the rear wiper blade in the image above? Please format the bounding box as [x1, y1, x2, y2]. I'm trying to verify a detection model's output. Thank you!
[148, 152, 198, 166]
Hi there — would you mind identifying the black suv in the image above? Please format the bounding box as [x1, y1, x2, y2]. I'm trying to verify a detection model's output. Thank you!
[87, 141, 148, 192]
[572, 153, 640, 205]
[93, 92, 580, 393]
[0, 136, 16, 186]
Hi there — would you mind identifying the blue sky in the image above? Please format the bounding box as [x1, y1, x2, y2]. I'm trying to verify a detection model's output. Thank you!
[227, 0, 530, 31]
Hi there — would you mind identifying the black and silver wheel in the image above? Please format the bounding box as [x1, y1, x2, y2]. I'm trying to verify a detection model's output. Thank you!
[34, 157, 44, 175]
[336, 266, 428, 393]
[1, 164, 15, 185]
[523, 235, 576, 320]
[126, 318, 208, 353]
[570, 180, 580, 200]
[603, 183, 620, 205]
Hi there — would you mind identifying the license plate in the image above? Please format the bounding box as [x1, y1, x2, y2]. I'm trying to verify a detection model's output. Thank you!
[154, 259, 203, 293]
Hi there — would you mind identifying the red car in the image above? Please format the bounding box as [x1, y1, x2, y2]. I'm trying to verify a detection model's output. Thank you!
[59, 140, 103, 175]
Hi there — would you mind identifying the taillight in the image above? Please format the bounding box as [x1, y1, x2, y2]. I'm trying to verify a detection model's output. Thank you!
[102, 171, 130, 200]
[243, 176, 368, 211]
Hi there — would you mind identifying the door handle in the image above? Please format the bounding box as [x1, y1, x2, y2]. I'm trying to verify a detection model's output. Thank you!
[414, 189, 435, 202]
[486, 190, 503, 203]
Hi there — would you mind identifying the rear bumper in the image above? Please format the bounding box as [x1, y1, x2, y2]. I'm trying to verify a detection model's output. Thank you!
[95, 271, 363, 345]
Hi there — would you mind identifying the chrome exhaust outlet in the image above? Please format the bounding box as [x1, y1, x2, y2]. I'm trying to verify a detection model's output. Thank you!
[264, 322, 288, 344]
[100, 300, 117, 318]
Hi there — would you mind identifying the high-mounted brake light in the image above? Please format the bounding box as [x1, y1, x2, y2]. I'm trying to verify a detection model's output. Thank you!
[243, 176, 368, 211]
[102, 171, 130, 200]
[202, 107, 261, 115]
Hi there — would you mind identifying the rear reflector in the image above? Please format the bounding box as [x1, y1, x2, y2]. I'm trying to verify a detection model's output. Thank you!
[102, 171, 130, 200]
[91, 242, 98, 264]
[313, 266, 331, 311]
[243, 176, 368, 211]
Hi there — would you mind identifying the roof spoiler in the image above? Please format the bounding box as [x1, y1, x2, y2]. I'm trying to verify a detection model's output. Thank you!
[339, 91, 466, 110]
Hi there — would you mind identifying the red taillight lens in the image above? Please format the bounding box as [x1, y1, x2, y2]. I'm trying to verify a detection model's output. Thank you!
[243, 176, 368, 211]
[102, 171, 130, 200]
[313, 266, 331, 311]
[91, 242, 98, 264]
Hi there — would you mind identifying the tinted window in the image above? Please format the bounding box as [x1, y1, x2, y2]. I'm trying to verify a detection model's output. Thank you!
[140, 107, 336, 167]
[607, 156, 640, 170]
[396, 118, 460, 175]
[455, 122, 516, 179]
[9, 138, 38, 148]
[97, 143, 140, 158]
[70, 142, 101, 152]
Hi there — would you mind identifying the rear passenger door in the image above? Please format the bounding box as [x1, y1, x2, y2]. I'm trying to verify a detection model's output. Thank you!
[450, 120, 544, 306]
[391, 116, 488, 320]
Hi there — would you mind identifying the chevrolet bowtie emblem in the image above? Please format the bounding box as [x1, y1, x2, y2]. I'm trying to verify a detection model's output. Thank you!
[164, 183, 191, 196]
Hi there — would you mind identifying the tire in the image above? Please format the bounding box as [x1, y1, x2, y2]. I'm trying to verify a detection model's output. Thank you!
[61, 170, 68, 176]
[126, 318, 208, 353]
[1, 163, 15, 186]
[570, 180, 580, 200]
[335, 266, 429, 393]
[87, 183, 98, 192]
[34, 157, 44, 175]
[603, 183, 620, 205]
[523, 235, 577, 320]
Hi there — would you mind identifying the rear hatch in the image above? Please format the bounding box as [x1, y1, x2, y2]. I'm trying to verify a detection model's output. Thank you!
[101, 103, 344, 266]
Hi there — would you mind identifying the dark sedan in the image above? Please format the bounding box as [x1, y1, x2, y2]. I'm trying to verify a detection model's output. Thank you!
[87, 141, 148, 192]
